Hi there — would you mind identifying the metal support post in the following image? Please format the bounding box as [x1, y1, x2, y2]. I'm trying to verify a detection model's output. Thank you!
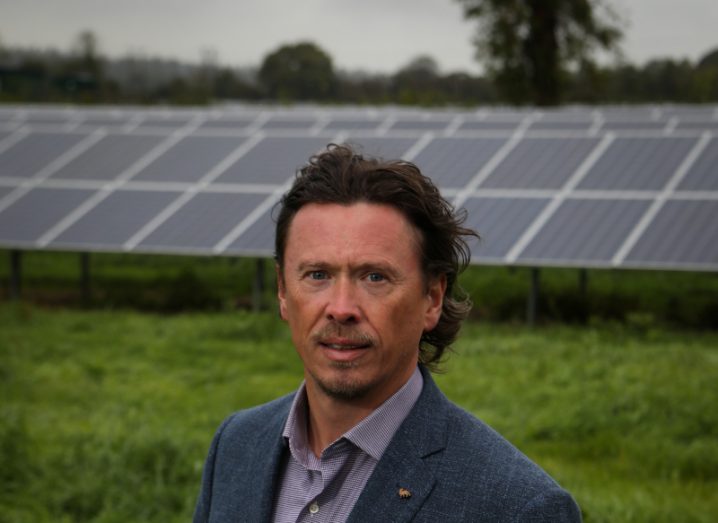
[252, 258, 266, 312]
[578, 268, 588, 324]
[9, 250, 22, 300]
[80, 252, 91, 306]
[527, 267, 540, 327]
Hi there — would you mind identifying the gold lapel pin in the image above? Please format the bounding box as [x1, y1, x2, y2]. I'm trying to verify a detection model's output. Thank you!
[398, 487, 412, 499]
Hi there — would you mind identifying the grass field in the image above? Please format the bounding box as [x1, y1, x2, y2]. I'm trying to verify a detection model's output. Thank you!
[1, 303, 716, 522]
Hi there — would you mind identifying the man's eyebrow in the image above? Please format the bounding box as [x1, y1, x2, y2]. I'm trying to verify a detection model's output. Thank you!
[295, 260, 400, 274]
[353, 261, 401, 277]
[295, 260, 331, 272]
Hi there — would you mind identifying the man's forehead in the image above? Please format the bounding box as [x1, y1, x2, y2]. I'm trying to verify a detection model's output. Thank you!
[291, 202, 411, 228]
[284, 202, 423, 256]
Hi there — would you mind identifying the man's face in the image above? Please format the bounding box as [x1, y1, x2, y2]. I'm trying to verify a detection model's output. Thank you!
[277, 202, 445, 407]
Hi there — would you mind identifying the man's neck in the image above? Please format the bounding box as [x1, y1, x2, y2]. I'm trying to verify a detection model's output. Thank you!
[304, 393, 375, 457]
[303, 376, 410, 458]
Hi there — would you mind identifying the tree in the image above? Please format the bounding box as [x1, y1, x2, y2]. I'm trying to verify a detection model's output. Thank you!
[61, 30, 105, 101]
[392, 55, 444, 105]
[258, 41, 336, 101]
[695, 47, 718, 101]
[456, 0, 623, 105]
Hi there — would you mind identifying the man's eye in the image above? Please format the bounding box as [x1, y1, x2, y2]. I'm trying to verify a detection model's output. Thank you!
[367, 272, 385, 282]
[309, 271, 327, 280]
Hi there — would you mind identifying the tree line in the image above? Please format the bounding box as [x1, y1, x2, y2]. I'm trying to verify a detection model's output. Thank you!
[1, 31, 716, 107]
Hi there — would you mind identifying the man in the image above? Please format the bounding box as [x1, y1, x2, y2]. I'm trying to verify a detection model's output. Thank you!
[194, 144, 581, 522]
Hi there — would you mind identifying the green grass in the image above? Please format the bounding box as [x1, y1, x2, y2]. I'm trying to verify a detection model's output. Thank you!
[1, 304, 716, 522]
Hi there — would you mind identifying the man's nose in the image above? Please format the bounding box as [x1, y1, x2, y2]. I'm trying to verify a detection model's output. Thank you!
[325, 278, 360, 323]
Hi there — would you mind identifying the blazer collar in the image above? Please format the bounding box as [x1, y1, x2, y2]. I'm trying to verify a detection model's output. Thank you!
[243, 401, 292, 522]
[347, 366, 450, 523]
[250, 367, 450, 523]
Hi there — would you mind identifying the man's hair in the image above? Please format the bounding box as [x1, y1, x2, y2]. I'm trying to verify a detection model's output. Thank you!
[275, 143, 478, 370]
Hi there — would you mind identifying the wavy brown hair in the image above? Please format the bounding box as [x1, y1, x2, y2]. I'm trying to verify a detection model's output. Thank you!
[274, 144, 478, 370]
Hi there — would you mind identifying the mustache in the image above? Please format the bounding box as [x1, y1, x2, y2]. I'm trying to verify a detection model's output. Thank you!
[311, 323, 376, 346]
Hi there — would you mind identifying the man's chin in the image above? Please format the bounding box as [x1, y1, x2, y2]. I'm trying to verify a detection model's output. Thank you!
[313, 370, 374, 401]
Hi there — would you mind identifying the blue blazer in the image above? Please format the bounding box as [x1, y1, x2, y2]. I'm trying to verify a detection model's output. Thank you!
[194, 366, 581, 522]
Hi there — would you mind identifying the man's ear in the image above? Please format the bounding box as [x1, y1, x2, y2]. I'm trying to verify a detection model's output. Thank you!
[276, 264, 288, 321]
[423, 274, 447, 332]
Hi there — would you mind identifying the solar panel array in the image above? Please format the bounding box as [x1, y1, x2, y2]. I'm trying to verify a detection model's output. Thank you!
[1, 104, 717, 271]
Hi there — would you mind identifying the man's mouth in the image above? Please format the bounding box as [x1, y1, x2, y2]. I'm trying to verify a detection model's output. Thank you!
[319, 340, 371, 350]
[318, 338, 372, 362]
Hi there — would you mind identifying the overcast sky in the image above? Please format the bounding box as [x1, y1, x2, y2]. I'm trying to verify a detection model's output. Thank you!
[2, 0, 717, 74]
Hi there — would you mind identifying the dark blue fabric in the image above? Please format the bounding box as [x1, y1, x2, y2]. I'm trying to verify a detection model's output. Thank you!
[194, 366, 581, 522]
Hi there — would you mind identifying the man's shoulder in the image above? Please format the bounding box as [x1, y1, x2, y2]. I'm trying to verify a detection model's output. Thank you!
[214, 392, 294, 444]
[392, 373, 581, 520]
[411, 371, 564, 494]
[441, 400, 559, 490]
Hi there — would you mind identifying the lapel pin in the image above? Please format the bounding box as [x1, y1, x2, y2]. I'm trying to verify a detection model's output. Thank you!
[398, 487, 412, 499]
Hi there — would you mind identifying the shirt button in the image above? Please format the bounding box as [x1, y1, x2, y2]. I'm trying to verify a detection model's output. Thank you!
[309, 501, 319, 515]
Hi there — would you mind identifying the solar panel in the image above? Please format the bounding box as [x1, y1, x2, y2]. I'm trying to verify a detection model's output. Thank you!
[261, 117, 317, 130]
[0, 187, 95, 245]
[676, 121, 718, 132]
[213, 136, 328, 184]
[601, 120, 666, 131]
[390, 119, 451, 132]
[137, 192, 267, 252]
[577, 137, 697, 191]
[462, 197, 550, 261]
[137, 117, 194, 129]
[528, 120, 592, 132]
[324, 118, 382, 132]
[518, 199, 652, 265]
[345, 137, 415, 161]
[0, 104, 715, 272]
[51, 190, 180, 249]
[199, 117, 255, 131]
[51, 134, 166, 181]
[0, 133, 88, 178]
[480, 138, 599, 189]
[625, 200, 718, 268]
[224, 206, 277, 256]
[132, 136, 245, 183]
[413, 138, 506, 189]
[459, 120, 518, 132]
[676, 137, 718, 191]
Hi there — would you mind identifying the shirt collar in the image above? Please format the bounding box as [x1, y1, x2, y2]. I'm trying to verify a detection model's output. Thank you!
[282, 366, 424, 462]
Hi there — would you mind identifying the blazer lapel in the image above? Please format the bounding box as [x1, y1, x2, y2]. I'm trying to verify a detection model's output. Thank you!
[246, 416, 287, 521]
[212, 399, 291, 523]
[347, 367, 449, 523]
